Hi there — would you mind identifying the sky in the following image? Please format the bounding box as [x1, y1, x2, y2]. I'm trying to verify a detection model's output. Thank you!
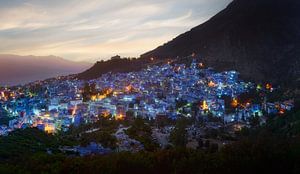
[0, 0, 232, 62]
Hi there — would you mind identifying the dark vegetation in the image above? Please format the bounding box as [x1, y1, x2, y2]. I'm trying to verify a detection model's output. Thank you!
[0, 108, 13, 125]
[61, 118, 120, 148]
[0, 110, 299, 173]
[0, 128, 60, 161]
[169, 118, 188, 148]
[125, 118, 159, 151]
[77, 58, 148, 80]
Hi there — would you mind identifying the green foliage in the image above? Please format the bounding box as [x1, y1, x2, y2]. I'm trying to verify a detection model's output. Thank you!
[155, 116, 174, 128]
[125, 118, 159, 151]
[249, 115, 260, 127]
[80, 130, 117, 149]
[0, 108, 14, 125]
[2, 137, 300, 174]
[175, 99, 188, 109]
[28, 84, 46, 95]
[0, 128, 59, 160]
[67, 118, 118, 137]
[0, 111, 300, 173]
[263, 110, 300, 137]
[207, 112, 223, 122]
[82, 82, 91, 102]
[82, 82, 99, 102]
[169, 117, 188, 147]
[60, 118, 120, 148]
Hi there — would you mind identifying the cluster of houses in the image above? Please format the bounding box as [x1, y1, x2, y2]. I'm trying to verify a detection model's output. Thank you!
[0, 59, 294, 136]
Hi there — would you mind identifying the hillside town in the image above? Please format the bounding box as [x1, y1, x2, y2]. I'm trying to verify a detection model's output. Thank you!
[0, 59, 294, 152]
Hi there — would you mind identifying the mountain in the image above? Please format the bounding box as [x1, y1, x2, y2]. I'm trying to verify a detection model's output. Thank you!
[78, 0, 300, 89]
[77, 57, 151, 80]
[141, 0, 300, 87]
[0, 54, 91, 86]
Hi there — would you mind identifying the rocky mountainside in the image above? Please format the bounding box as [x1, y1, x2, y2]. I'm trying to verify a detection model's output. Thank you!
[141, 0, 300, 87]
[79, 0, 300, 89]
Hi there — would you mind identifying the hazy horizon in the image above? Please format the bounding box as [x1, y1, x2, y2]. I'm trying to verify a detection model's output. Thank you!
[0, 54, 91, 86]
[0, 0, 232, 62]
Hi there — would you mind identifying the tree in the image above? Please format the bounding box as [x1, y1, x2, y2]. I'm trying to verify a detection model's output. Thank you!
[80, 131, 117, 149]
[125, 118, 158, 151]
[82, 83, 91, 102]
[197, 138, 203, 149]
[125, 110, 135, 122]
[169, 118, 188, 148]
[249, 116, 260, 127]
[209, 143, 219, 153]
[90, 83, 97, 95]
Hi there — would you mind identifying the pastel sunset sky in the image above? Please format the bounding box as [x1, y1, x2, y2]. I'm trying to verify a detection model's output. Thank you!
[0, 0, 231, 62]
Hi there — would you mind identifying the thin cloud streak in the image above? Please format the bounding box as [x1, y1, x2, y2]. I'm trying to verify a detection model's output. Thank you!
[0, 0, 232, 62]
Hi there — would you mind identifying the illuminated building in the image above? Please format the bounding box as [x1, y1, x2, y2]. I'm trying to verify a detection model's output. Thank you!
[199, 63, 204, 68]
[231, 98, 238, 108]
[72, 105, 77, 116]
[279, 108, 285, 115]
[115, 114, 125, 121]
[111, 55, 121, 60]
[201, 100, 209, 111]
[91, 95, 97, 101]
[125, 85, 133, 93]
[208, 81, 216, 87]
[74, 113, 84, 127]
[256, 84, 262, 90]
[265, 83, 273, 92]
[115, 104, 126, 120]
[37, 124, 45, 131]
[1, 58, 281, 134]
[101, 110, 111, 118]
[97, 94, 106, 100]
[44, 123, 55, 134]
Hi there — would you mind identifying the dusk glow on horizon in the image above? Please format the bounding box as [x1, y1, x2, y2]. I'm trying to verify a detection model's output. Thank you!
[0, 0, 231, 62]
[0, 0, 299, 172]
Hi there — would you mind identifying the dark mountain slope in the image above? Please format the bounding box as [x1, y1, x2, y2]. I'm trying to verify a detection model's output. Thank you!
[141, 0, 300, 87]
[78, 0, 300, 89]
[77, 58, 146, 80]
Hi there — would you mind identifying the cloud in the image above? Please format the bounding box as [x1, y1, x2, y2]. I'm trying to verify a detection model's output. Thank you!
[0, 0, 232, 62]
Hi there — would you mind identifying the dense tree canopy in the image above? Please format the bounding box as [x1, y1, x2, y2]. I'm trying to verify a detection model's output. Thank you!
[0, 111, 300, 173]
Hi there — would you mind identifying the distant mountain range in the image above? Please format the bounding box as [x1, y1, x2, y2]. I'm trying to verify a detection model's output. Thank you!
[79, 0, 300, 89]
[0, 54, 91, 86]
